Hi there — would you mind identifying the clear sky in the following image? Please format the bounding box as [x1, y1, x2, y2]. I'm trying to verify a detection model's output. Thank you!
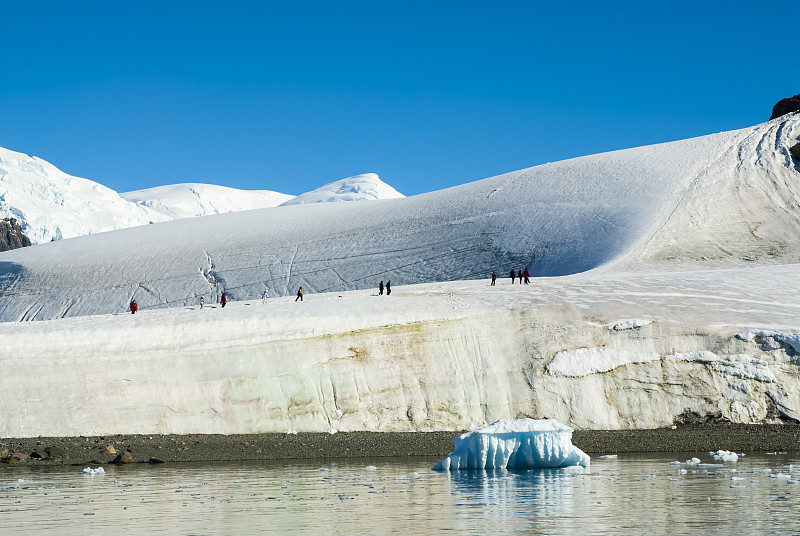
[2, 0, 797, 196]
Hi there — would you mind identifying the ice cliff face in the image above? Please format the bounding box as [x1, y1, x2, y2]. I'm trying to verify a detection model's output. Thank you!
[1, 264, 798, 438]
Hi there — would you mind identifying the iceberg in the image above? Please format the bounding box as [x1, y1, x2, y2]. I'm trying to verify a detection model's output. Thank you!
[432, 419, 590, 471]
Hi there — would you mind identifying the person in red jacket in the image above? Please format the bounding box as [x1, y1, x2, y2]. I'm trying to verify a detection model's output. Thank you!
[523, 268, 530, 285]
[221, 292, 227, 308]
[129, 299, 138, 314]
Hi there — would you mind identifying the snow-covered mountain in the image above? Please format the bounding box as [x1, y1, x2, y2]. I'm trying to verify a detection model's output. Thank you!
[1, 114, 799, 438]
[280, 173, 404, 205]
[0, 145, 402, 244]
[0, 146, 171, 243]
[121, 183, 293, 219]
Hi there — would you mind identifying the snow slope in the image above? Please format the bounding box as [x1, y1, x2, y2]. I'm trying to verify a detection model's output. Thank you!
[121, 183, 293, 219]
[1, 115, 798, 321]
[280, 173, 404, 205]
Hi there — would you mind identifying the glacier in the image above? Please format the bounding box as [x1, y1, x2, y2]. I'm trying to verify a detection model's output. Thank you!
[0, 114, 799, 438]
[432, 419, 590, 471]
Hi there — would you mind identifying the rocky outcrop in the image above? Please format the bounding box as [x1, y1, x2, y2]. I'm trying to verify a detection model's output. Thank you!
[0, 218, 31, 252]
[770, 92, 800, 120]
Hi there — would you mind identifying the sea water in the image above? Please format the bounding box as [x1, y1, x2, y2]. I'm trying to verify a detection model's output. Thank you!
[1, 452, 799, 535]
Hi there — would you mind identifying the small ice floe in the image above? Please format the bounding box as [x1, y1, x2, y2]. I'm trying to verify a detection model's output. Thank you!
[598, 455, 618, 459]
[771, 473, 792, 479]
[696, 464, 724, 469]
[432, 419, 589, 471]
[327, 428, 338, 435]
[365, 466, 377, 471]
[676, 469, 688, 475]
[711, 450, 741, 462]
[669, 458, 701, 466]
[285, 430, 298, 435]
[82, 467, 105, 475]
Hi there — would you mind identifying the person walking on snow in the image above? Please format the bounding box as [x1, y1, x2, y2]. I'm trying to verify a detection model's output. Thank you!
[200, 296, 205, 309]
[491, 271, 496, 286]
[221, 292, 227, 308]
[129, 299, 138, 314]
[510, 269, 516, 283]
[296, 287, 303, 302]
[523, 268, 530, 285]
[262, 289, 268, 304]
[386, 280, 391, 295]
[379, 280, 384, 295]
[518, 269, 523, 284]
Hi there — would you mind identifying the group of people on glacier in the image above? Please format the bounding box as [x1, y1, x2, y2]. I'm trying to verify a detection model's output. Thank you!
[128, 266, 532, 314]
[506, 268, 531, 285]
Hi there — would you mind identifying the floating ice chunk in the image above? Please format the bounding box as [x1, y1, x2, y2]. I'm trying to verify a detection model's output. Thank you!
[598, 455, 618, 459]
[711, 450, 741, 462]
[82, 467, 105, 475]
[432, 419, 590, 471]
[669, 457, 700, 466]
[365, 466, 377, 471]
[285, 430, 298, 435]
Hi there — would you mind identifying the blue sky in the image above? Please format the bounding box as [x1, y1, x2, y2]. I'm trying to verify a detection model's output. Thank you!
[2, 1, 797, 196]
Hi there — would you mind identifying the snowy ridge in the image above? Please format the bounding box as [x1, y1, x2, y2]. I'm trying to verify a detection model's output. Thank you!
[2, 115, 799, 321]
[279, 173, 404, 205]
[121, 183, 294, 219]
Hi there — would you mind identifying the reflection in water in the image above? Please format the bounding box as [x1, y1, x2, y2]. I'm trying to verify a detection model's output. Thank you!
[1, 453, 799, 535]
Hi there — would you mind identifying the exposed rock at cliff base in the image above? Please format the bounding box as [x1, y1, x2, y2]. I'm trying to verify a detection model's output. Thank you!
[0, 218, 31, 252]
[770, 92, 800, 120]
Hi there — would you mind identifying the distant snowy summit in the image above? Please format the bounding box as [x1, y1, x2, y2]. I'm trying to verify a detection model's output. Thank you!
[0, 145, 403, 244]
[121, 183, 294, 219]
[279, 173, 404, 206]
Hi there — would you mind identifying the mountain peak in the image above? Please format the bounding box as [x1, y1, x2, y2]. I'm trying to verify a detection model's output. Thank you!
[280, 173, 404, 206]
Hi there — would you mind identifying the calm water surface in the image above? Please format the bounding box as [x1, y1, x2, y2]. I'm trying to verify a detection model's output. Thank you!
[2, 452, 799, 535]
